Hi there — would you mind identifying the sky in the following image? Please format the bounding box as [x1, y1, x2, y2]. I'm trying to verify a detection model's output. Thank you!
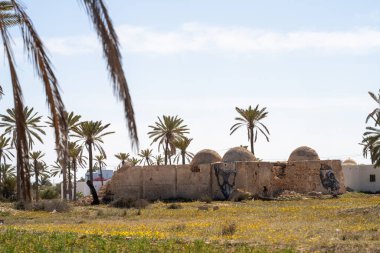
[0, 0, 380, 181]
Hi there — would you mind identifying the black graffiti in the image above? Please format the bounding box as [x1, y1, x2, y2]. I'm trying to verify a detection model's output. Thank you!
[213, 163, 237, 200]
[320, 164, 340, 195]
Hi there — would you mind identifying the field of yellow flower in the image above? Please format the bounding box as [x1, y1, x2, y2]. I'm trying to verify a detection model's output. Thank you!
[1, 193, 380, 252]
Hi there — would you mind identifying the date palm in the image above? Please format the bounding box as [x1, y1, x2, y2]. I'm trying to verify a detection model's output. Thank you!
[366, 90, 380, 125]
[148, 115, 189, 165]
[0, 107, 46, 149]
[47, 111, 81, 200]
[72, 121, 113, 204]
[0, 163, 15, 182]
[29, 151, 45, 201]
[138, 148, 153, 166]
[94, 154, 107, 186]
[69, 142, 85, 200]
[115, 152, 129, 169]
[173, 137, 194, 165]
[153, 155, 163, 166]
[0, 106, 45, 201]
[0, 0, 138, 202]
[0, 134, 13, 184]
[128, 157, 140, 166]
[362, 126, 380, 168]
[230, 105, 270, 155]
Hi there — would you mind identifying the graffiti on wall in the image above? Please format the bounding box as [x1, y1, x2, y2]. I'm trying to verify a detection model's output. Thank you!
[320, 164, 340, 195]
[213, 163, 237, 199]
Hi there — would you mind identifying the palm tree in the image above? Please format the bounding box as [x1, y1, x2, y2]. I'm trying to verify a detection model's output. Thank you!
[0, 0, 139, 203]
[128, 157, 140, 166]
[47, 111, 81, 200]
[230, 105, 270, 155]
[148, 115, 189, 165]
[0, 134, 13, 185]
[0, 163, 15, 198]
[94, 155, 107, 186]
[0, 106, 45, 201]
[0, 107, 46, 149]
[362, 126, 380, 168]
[68, 141, 85, 200]
[0, 163, 15, 182]
[138, 149, 153, 166]
[29, 151, 45, 201]
[153, 155, 163, 166]
[115, 152, 129, 169]
[72, 121, 113, 204]
[173, 137, 194, 165]
[366, 90, 380, 125]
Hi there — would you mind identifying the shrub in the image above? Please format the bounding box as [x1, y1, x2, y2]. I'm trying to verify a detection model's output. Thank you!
[14, 201, 30, 210]
[33, 200, 70, 212]
[110, 197, 149, 209]
[76, 192, 84, 199]
[167, 203, 183, 209]
[200, 195, 212, 203]
[40, 187, 59, 200]
[221, 222, 237, 236]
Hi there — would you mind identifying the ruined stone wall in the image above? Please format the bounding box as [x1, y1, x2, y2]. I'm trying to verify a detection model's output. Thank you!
[107, 160, 345, 200]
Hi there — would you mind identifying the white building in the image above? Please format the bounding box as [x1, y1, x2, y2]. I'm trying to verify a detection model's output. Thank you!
[61, 169, 114, 198]
[342, 158, 380, 193]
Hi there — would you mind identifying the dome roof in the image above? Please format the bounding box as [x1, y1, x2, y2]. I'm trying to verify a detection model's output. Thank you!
[222, 147, 256, 163]
[342, 158, 357, 166]
[288, 146, 320, 162]
[190, 149, 222, 167]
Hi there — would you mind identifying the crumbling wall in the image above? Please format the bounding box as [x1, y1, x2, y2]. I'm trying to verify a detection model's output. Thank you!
[107, 160, 345, 200]
[271, 160, 345, 194]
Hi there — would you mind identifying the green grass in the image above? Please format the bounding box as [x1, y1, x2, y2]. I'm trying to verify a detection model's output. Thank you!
[0, 192, 380, 252]
[0, 229, 294, 252]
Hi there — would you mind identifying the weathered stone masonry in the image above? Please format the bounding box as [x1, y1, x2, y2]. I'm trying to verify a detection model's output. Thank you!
[107, 159, 345, 201]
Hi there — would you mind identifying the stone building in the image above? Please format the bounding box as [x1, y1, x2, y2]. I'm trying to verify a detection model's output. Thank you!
[105, 146, 345, 200]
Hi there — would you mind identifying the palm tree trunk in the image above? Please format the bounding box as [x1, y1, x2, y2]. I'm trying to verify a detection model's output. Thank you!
[16, 152, 20, 200]
[73, 158, 77, 201]
[250, 127, 255, 155]
[88, 143, 93, 182]
[68, 161, 72, 200]
[87, 142, 99, 205]
[164, 139, 169, 165]
[34, 159, 39, 202]
[0, 151, 2, 189]
[99, 166, 103, 186]
[62, 134, 68, 200]
[182, 151, 185, 165]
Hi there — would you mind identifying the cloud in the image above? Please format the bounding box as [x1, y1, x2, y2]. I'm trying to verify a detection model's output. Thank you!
[45, 36, 99, 55]
[44, 23, 380, 55]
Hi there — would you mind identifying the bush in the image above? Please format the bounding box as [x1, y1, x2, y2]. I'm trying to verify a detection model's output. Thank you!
[14, 201, 30, 210]
[33, 200, 70, 212]
[200, 195, 213, 203]
[167, 203, 183, 209]
[40, 187, 59, 200]
[76, 192, 84, 199]
[221, 222, 237, 236]
[110, 197, 149, 209]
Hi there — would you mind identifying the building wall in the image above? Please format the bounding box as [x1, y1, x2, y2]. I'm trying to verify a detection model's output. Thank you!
[343, 165, 380, 193]
[106, 160, 345, 200]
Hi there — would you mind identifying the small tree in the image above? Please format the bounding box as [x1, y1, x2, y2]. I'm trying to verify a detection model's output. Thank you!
[29, 151, 45, 202]
[148, 115, 189, 165]
[230, 105, 270, 155]
[138, 149, 153, 166]
[173, 137, 194, 165]
[94, 155, 107, 186]
[115, 152, 129, 169]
